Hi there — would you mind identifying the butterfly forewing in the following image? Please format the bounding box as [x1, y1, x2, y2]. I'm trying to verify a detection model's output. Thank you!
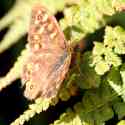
[28, 6, 67, 53]
[21, 5, 71, 100]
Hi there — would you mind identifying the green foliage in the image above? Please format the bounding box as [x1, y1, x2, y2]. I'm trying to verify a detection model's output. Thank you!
[75, 52, 101, 89]
[113, 102, 125, 119]
[92, 26, 125, 75]
[117, 120, 125, 125]
[52, 82, 116, 125]
[60, 0, 107, 43]
[11, 98, 50, 125]
[0, 0, 125, 125]
[0, 48, 28, 90]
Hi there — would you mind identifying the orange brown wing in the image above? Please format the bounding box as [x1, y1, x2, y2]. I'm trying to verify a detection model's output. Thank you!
[21, 5, 71, 100]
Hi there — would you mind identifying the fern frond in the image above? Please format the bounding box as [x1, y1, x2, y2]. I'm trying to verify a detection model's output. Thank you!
[59, 0, 125, 43]
[10, 98, 50, 125]
[92, 26, 125, 75]
[0, 20, 29, 54]
[0, 48, 28, 91]
[104, 26, 125, 54]
[52, 108, 83, 125]
[92, 26, 125, 103]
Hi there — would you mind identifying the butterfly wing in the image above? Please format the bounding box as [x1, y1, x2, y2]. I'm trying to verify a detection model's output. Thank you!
[21, 5, 71, 100]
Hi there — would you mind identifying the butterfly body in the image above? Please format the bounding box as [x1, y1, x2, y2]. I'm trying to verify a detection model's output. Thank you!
[21, 5, 71, 100]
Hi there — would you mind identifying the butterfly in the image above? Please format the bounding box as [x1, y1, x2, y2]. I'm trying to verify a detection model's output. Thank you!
[21, 5, 71, 100]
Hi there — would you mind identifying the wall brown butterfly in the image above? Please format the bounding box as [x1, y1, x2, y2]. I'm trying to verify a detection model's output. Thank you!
[21, 5, 71, 100]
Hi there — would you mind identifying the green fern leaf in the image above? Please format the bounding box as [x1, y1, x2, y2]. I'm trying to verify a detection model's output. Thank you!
[104, 26, 125, 54]
[76, 52, 101, 89]
[11, 98, 50, 125]
[0, 48, 28, 91]
[113, 102, 125, 119]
